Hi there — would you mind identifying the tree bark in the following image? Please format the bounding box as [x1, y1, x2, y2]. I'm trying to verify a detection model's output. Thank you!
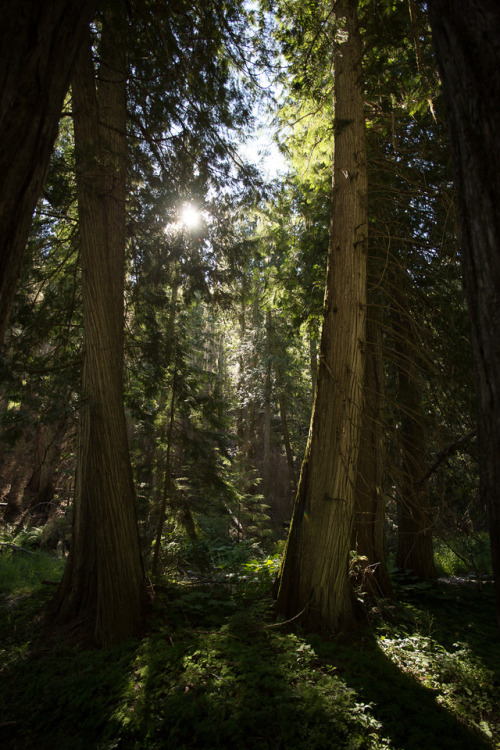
[392, 287, 436, 580]
[0, 0, 98, 343]
[352, 317, 393, 597]
[428, 0, 500, 623]
[152, 371, 178, 579]
[26, 421, 67, 523]
[49, 12, 149, 646]
[275, 0, 368, 633]
[263, 309, 273, 500]
[275, 365, 298, 497]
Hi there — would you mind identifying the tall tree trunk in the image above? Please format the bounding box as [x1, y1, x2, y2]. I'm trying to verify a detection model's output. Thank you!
[263, 309, 273, 499]
[275, 365, 298, 497]
[0, 0, 98, 342]
[237, 281, 250, 457]
[427, 0, 500, 625]
[309, 330, 318, 402]
[152, 370, 178, 579]
[275, 0, 368, 632]
[392, 288, 436, 579]
[50, 12, 149, 646]
[352, 317, 393, 597]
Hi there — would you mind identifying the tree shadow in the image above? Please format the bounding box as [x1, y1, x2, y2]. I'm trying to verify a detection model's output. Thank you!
[0, 587, 140, 750]
[401, 579, 500, 683]
[1, 577, 496, 749]
[116, 579, 495, 749]
[306, 591, 496, 750]
[121, 588, 357, 749]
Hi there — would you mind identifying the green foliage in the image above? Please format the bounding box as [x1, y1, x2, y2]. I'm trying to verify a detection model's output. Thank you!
[0, 534, 64, 596]
[374, 583, 500, 747]
[1, 546, 498, 750]
[434, 532, 492, 577]
[379, 634, 498, 740]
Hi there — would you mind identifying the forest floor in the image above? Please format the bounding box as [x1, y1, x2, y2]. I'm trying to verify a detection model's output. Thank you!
[0, 540, 499, 750]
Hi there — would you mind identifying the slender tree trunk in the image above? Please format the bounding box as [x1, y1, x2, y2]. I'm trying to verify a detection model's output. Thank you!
[50, 12, 149, 646]
[26, 421, 67, 523]
[309, 331, 318, 402]
[392, 289, 436, 579]
[427, 0, 500, 625]
[0, 0, 98, 342]
[276, 0, 368, 632]
[152, 371, 178, 579]
[237, 281, 250, 457]
[352, 317, 393, 597]
[275, 365, 298, 497]
[263, 309, 273, 499]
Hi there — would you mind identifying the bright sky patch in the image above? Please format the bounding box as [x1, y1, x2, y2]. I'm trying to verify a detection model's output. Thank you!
[180, 203, 200, 230]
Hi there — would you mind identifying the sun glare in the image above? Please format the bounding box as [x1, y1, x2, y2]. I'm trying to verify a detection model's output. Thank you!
[180, 203, 200, 229]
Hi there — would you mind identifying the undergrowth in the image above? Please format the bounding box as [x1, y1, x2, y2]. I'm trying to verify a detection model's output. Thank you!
[433, 531, 491, 577]
[0, 536, 498, 750]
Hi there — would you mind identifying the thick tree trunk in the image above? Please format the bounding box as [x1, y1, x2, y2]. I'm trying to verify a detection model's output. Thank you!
[50, 13, 149, 646]
[0, 0, 98, 343]
[276, 0, 368, 633]
[352, 317, 393, 597]
[427, 0, 500, 626]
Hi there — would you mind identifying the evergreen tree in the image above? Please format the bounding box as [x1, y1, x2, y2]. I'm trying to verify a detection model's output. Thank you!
[49, 6, 149, 645]
[275, 0, 368, 631]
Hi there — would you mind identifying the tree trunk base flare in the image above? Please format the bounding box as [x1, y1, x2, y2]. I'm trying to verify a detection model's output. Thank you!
[49, 548, 150, 647]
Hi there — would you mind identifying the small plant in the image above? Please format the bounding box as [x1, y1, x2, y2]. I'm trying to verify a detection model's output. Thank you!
[0, 530, 498, 750]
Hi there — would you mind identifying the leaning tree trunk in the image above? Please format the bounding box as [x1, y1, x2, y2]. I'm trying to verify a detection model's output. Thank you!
[427, 0, 500, 626]
[275, 0, 368, 633]
[0, 0, 98, 343]
[50, 12, 149, 646]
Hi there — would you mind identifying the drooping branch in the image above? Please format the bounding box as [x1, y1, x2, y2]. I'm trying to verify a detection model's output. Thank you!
[416, 429, 477, 486]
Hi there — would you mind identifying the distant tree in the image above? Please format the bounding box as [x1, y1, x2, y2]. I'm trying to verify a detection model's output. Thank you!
[352, 316, 393, 598]
[0, 0, 98, 342]
[427, 0, 500, 626]
[392, 280, 436, 580]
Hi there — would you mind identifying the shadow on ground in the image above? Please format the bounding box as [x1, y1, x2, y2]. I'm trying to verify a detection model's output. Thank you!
[0, 578, 497, 749]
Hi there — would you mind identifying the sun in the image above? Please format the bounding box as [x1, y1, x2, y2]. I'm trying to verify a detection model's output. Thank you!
[180, 203, 200, 230]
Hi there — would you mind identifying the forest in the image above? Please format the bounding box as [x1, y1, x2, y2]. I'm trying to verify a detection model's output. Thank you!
[0, 0, 499, 748]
